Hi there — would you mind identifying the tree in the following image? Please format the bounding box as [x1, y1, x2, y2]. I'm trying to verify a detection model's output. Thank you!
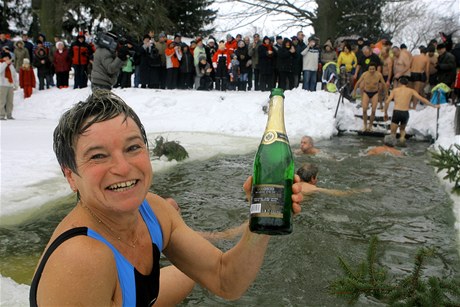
[1, 0, 33, 35]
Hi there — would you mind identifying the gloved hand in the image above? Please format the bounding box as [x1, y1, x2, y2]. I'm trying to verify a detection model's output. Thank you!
[117, 46, 129, 61]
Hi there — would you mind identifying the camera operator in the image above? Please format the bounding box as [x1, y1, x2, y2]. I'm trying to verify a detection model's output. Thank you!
[91, 31, 129, 90]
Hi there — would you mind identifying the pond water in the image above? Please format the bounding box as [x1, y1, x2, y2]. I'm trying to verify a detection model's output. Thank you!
[1, 135, 459, 306]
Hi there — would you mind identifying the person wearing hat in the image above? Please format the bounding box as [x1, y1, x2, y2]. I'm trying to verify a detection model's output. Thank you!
[69, 32, 93, 89]
[436, 42, 456, 88]
[300, 36, 320, 91]
[21, 33, 35, 62]
[0, 32, 14, 53]
[196, 55, 213, 90]
[225, 34, 237, 54]
[258, 36, 275, 91]
[154, 32, 168, 89]
[53, 41, 71, 89]
[248, 33, 261, 90]
[0, 51, 18, 120]
[19, 58, 35, 98]
[13, 40, 30, 72]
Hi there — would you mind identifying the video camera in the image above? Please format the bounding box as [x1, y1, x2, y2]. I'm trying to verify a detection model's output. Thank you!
[94, 31, 119, 53]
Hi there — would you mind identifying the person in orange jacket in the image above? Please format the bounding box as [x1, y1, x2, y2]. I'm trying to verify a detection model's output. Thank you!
[165, 40, 182, 89]
[19, 58, 36, 98]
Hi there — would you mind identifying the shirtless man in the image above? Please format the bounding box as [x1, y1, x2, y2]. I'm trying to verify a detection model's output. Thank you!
[366, 135, 403, 156]
[426, 45, 438, 94]
[384, 77, 440, 144]
[353, 62, 387, 131]
[409, 48, 430, 109]
[392, 46, 411, 88]
[379, 47, 393, 108]
[295, 135, 320, 155]
[296, 163, 371, 196]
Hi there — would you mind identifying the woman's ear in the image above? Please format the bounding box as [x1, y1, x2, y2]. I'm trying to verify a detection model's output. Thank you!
[63, 167, 77, 192]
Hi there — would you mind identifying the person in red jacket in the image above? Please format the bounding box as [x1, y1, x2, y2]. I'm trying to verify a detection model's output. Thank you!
[212, 41, 231, 91]
[53, 41, 72, 88]
[19, 58, 35, 98]
[69, 32, 93, 89]
[225, 34, 237, 54]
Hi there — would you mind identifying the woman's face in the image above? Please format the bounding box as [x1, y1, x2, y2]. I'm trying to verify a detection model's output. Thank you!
[65, 115, 152, 212]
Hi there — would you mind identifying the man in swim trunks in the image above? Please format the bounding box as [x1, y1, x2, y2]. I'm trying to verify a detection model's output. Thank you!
[409, 47, 430, 109]
[392, 46, 411, 88]
[353, 62, 387, 131]
[384, 77, 439, 144]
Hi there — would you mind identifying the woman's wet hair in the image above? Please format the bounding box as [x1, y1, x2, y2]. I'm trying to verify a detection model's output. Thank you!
[53, 89, 148, 175]
[296, 163, 318, 183]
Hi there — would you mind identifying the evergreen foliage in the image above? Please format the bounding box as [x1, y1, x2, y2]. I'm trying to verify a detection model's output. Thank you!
[430, 144, 460, 192]
[330, 236, 460, 306]
[151, 136, 189, 162]
[0, 0, 32, 34]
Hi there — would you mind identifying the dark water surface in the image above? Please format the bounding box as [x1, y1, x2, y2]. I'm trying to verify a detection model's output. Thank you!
[1, 136, 459, 306]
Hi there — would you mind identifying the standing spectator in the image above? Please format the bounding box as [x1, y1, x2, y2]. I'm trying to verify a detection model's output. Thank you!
[248, 33, 261, 90]
[273, 35, 284, 87]
[206, 37, 217, 89]
[179, 44, 194, 89]
[258, 36, 276, 92]
[336, 43, 357, 75]
[193, 38, 207, 88]
[33, 41, 53, 90]
[436, 43, 456, 89]
[0, 51, 18, 120]
[321, 40, 337, 65]
[91, 32, 127, 90]
[13, 40, 30, 72]
[21, 33, 35, 62]
[277, 38, 297, 91]
[228, 53, 240, 90]
[139, 35, 161, 89]
[234, 40, 251, 91]
[119, 41, 136, 88]
[19, 58, 36, 98]
[154, 33, 167, 89]
[225, 34, 237, 54]
[53, 41, 71, 88]
[212, 40, 230, 91]
[291, 36, 303, 88]
[301, 36, 320, 91]
[0, 32, 15, 53]
[426, 45, 438, 95]
[35, 34, 55, 87]
[69, 32, 93, 89]
[165, 40, 182, 89]
[450, 42, 460, 101]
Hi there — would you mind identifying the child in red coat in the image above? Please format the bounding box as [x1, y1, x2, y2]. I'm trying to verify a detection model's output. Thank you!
[19, 58, 36, 98]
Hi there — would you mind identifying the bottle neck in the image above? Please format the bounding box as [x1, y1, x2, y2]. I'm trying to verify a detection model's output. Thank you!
[265, 95, 286, 133]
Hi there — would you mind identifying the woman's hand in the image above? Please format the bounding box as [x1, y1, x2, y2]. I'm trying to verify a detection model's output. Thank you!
[243, 175, 303, 214]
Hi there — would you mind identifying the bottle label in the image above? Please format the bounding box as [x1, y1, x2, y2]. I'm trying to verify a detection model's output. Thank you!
[261, 130, 289, 145]
[250, 184, 285, 218]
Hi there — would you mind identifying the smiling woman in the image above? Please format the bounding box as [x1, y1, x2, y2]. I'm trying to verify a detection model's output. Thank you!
[28, 90, 303, 306]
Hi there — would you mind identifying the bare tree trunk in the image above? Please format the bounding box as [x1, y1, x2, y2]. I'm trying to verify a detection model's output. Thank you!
[312, 0, 340, 43]
[33, 0, 63, 38]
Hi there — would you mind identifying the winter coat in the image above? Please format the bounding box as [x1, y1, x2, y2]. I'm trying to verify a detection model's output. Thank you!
[234, 45, 251, 74]
[277, 41, 297, 73]
[301, 46, 320, 71]
[258, 43, 275, 75]
[248, 40, 262, 68]
[122, 58, 135, 73]
[451, 43, 460, 68]
[19, 67, 36, 88]
[193, 45, 207, 66]
[225, 39, 238, 53]
[321, 50, 337, 64]
[165, 45, 182, 69]
[53, 49, 71, 73]
[69, 40, 92, 66]
[91, 47, 125, 87]
[33, 47, 52, 75]
[196, 61, 211, 78]
[212, 48, 231, 77]
[155, 41, 167, 66]
[13, 41, 30, 71]
[180, 50, 195, 74]
[436, 51, 456, 86]
[0, 60, 18, 87]
[337, 51, 357, 73]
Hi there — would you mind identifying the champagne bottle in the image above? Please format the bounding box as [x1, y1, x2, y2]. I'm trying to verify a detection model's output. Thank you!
[249, 88, 294, 235]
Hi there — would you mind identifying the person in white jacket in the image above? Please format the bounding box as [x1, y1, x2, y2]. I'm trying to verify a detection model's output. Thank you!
[0, 51, 18, 120]
[300, 37, 320, 91]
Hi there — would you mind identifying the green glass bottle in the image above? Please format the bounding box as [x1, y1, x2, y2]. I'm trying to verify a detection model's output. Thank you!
[249, 88, 295, 235]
